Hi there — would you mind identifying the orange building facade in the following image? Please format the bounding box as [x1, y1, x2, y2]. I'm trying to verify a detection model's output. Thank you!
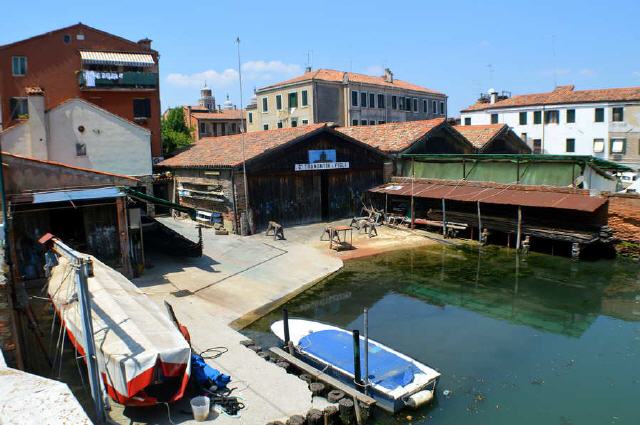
[0, 23, 163, 158]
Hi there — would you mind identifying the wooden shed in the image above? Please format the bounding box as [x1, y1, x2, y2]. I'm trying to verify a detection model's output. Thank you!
[158, 124, 388, 231]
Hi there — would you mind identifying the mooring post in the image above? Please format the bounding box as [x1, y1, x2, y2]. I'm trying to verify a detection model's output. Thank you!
[477, 201, 482, 242]
[516, 206, 522, 250]
[283, 309, 290, 348]
[352, 330, 363, 391]
[363, 308, 369, 396]
[442, 198, 447, 237]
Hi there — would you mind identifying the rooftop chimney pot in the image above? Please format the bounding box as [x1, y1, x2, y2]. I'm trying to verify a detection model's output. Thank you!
[384, 68, 393, 83]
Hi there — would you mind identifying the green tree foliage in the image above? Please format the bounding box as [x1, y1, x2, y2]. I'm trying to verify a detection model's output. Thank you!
[161, 107, 193, 155]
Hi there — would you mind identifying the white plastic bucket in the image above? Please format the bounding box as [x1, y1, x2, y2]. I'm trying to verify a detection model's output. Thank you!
[191, 396, 210, 422]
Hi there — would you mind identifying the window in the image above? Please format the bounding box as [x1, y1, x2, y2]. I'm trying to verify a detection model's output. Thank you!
[406, 97, 412, 111]
[262, 97, 268, 112]
[611, 138, 626, 154]
[213, 124, 218, 136]
[423, 99, 427, 113]
[352, 119, 358, 126]
[521, 133, 527, 141]
[412, 98, 418, 112]
[392, 96, 398, 110]
[593, 138, 605, 153]
[533, 110, 542, 124]
[263, 124, 269, 130]
[369, 120, 375, 125]
[76, 143, 87, 157]
[612, 107, 624, 122]
[369, 93, 375, 108]
[432, 100, 437, 114]
[491, 113, 498, 124]
[399, 97, 405, 110]
[595, 108, 604, 122]
[276, 94, 283, 110]
[377, 120, 386, 124]
[360, 120, 367, 125]
[133, 98, 151, 118]
[544, 110, 559, 124]
[291, 119, 298, 127]
[302, 119, 309, 125]
[464, 117, 471, 125]
[566, 109, 575, 123]
[301, 90, 308, 107]
[351, 90, 359, 107]
[248, 112, 253, 124]
[533, 139, 542, 154]
[277, 121, 283, 128]
[12, 56, 27, 76]
[221, 124, 226, 136]
[566, 138, 575, 153]
[440, 101, 445, 115]
[519, 112, 527, 125]
[231, 123, 237, 133]
[199, 122, 206, 135]
[9, 97, 28, 119]
[360, 92, 367, 108]
[378, 94, 385, 109]
[63, 34, 71, 44]
[288, 92, 298, 108]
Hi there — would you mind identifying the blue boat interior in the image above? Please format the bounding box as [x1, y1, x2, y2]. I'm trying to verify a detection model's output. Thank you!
[299, 329, 420, 390]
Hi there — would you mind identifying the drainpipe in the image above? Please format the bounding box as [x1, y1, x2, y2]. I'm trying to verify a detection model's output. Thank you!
[541, 105, 546, 154]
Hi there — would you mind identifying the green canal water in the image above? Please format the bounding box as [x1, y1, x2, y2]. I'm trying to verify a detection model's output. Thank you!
[243, 244, 640, 425]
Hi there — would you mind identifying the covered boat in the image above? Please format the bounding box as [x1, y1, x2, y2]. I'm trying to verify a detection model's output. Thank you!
[48, 254, 191, 406]
[272, 319, 440, 413]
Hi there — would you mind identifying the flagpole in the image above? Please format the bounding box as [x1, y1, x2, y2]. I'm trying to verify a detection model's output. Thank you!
[236, 37, 251, 233]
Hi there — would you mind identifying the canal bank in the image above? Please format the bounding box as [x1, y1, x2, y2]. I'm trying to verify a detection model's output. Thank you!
[245, 244, 640, 425]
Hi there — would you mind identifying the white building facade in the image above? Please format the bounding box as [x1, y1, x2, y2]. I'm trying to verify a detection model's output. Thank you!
[460, 86, 640, 170]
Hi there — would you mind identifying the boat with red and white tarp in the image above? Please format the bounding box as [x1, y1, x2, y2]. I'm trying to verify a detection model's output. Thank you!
[47, 252, 191, 406]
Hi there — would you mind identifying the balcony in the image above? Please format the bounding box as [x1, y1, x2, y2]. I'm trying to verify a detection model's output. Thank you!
[78, 70, 158, 90]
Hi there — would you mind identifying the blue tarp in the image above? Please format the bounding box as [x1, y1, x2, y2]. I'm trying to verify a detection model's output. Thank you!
[191, 354, 231, 389]
[300, 330, 419, 390]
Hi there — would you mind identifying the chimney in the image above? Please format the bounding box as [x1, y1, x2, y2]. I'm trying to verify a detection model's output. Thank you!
[24, 87, 48, 159]
[384, 68, 393, 83]
[488, 88, 498, 104]
[305, 66, 312, 73]
[137, 38, 152, 50]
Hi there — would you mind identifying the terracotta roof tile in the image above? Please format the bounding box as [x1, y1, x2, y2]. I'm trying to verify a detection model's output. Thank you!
[336, 119, 446, 153]
[453, 124, 506, 149]
[158, 124, 326, 168]
[190, 109, 244, 121]
[259, 69, 444, 95]
[462, 85, 640, 112]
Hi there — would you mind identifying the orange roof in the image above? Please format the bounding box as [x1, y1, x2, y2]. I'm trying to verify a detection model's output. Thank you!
[259, 69, 444, 95]
[335, 119, 448, 153]
[463, 85, 640, 112]
[453, 124, 507, 149]
[158, 124, 327, 168]
[191, 109, 244, 121]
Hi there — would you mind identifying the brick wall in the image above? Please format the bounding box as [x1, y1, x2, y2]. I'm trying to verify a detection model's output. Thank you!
[607, 193, 640, 255]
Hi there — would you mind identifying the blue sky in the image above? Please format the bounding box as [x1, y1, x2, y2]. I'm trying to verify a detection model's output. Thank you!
[3, 0, 640, 115]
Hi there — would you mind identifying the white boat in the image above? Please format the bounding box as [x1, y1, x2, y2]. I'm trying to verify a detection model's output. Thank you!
[48, 254, 191, 406]
[272, 319, 440, 413]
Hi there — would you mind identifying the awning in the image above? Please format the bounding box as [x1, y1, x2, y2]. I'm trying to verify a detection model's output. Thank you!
[123, 187, 196, 219]
[370, 180, 607, 212]
[80, 51, 155, 67]
[32, 187, 123, 204]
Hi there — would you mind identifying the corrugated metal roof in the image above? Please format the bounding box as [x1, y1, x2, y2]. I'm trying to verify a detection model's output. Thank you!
[80, 51, 155, 67]
[370, 180, 607, 212]
[32, 187, 123, 204]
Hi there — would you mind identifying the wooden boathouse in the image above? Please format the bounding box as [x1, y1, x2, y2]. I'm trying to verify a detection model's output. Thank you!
[159, 124, 388, 231]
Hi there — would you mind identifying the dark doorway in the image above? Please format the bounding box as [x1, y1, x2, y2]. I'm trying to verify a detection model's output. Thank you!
[321, 172, 329, 220]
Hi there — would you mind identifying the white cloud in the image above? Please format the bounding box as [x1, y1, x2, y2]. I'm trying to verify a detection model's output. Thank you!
[579, 68, 596, 77]
[166, 60, 301, 89]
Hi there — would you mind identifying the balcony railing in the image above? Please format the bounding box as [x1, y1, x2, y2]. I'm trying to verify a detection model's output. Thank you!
[78, 70, 158, 89]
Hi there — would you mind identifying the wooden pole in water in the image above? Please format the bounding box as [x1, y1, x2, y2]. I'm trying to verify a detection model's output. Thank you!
[442, 198, 447, 237]
[363, 308, 369, 396]
[352, 330, 363, 391]
[516, 206, 522, 250]
[477, 201, 482, 242]
[283, 309, 290, 348]
[410, 158, 415, 229]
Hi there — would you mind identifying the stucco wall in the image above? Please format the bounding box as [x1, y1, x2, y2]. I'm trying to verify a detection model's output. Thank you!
[250, 82, 315, 132]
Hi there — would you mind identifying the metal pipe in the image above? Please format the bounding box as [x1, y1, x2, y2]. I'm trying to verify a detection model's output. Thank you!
[352, 329, 362, 391]
[282, 309, 290, 348]
[477, 201, 482, 242]
[442, 198, 447, 237]
[363, 308, 369, 395]
[516, 206, 522, 250]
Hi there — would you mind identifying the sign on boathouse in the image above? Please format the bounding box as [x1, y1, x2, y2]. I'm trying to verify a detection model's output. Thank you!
[295, 149, 350, 171]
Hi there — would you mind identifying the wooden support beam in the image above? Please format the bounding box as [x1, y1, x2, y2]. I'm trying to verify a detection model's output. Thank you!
[115, 197, 132, 278]
[477, 201, 482, 243]
[269, 347, 378, 407]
